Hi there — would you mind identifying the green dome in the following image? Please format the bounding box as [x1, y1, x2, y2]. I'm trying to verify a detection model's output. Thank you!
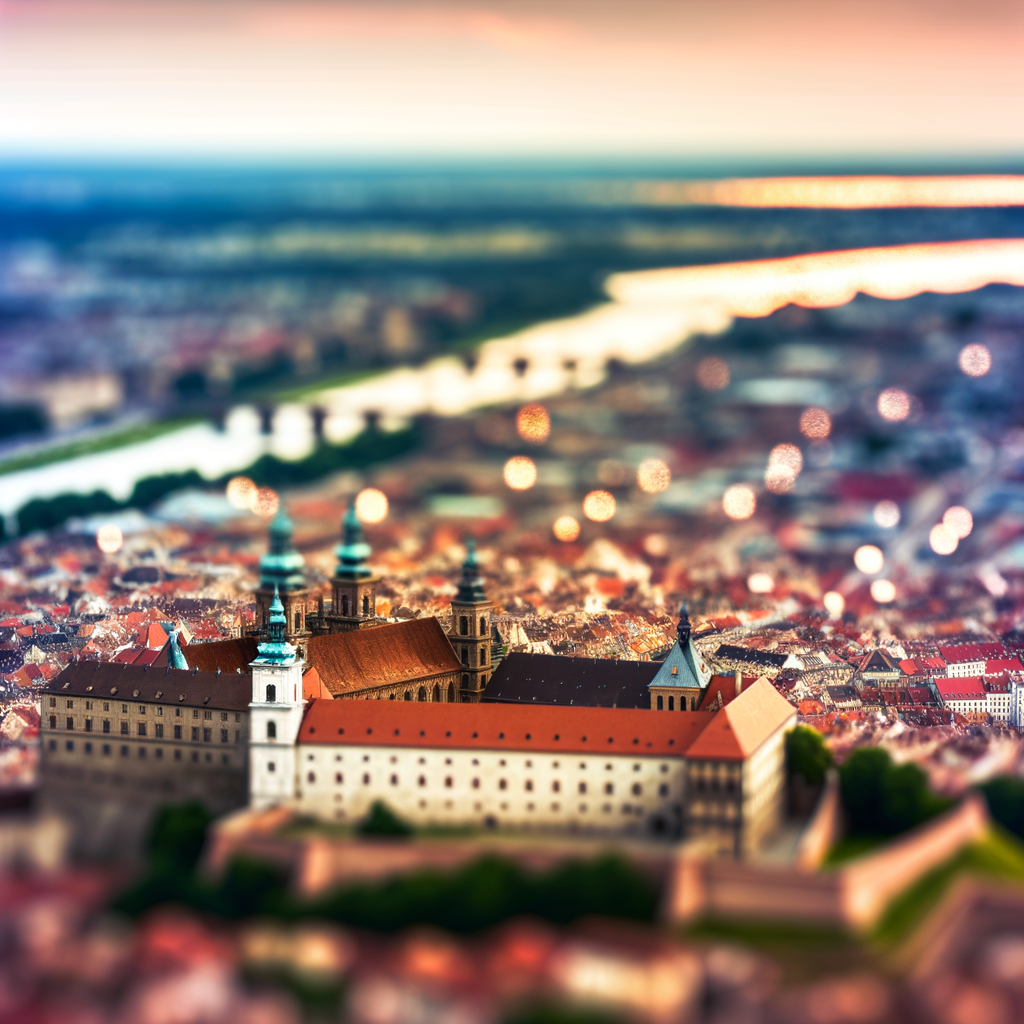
[334, 506, 372, 580]
[260, 506, 307, 592]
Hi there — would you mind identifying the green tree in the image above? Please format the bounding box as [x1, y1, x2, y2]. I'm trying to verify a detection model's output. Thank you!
[357, 800, 415, 837]
[786, 725, 834, 786]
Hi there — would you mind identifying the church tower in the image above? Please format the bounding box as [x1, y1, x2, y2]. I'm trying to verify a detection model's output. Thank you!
[254, 505, 310, 647]
[648, 602, 713, 712]
[448, 539, 495, 703]
[249, 588, 306, 812]
[322, 506, 381, 633]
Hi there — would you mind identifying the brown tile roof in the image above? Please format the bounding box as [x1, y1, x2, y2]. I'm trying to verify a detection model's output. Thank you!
[306, 618, 461, 696]
[160, 635, 261, 674]
[299, 697, 713, 757]
[43, 660, 252, 712]
[696, 674, 761, 712]
[685, 677, 797, 761]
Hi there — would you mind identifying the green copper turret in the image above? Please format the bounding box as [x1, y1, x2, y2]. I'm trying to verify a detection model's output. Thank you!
[334, 506, 372, 579]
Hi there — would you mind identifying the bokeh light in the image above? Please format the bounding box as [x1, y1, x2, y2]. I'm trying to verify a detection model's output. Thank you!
[769, 443, 803, 474]
[696, 357, 730, 390]
[552, 515, 581, 542]
[870, 579, 897, 603]
[96, 524, 123, 554]
[942, 505, 973, 539]
[355, 487, 389, 524]
[959, 343, 992, 377]
[765, 466, 797, 494]
[582, 490, 616, 523]
[252, 487, 280, 518]
[823, 591, 845, 618]
[929, 523, 958, 555]
[873, 501, 901, 528]
[747, 572, 774, 594]
[636, 458, 671, 494]
[515, 403, 551, 444]
[799, 407, 832, 440]
[503, 456, 537, 491]
[854, 545, 884, 574]
[877, 388, 911, 422]
[642, 534, 669, 557]
[226, 475, 258, 511]
[723, 484, 756, 520]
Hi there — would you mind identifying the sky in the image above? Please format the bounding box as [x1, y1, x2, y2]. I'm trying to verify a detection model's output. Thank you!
[0, 0, 1022, 161]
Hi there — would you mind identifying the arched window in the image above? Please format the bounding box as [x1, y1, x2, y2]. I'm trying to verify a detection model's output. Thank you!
[462, 647, 470, 666]
[404, 690, 412, 701]
[448, 683, 456, 703]
[307, 771, 316, 784]
[460, 616, 468, 635]
[480, 616, 486, 635]
[656, 695, 663, 710]
[294, 610, 301, 631]
[363, 595, 370, 616]
[341, 595, 349, 616]
[389, 693, 396, 700]
[433, 684, 441, 702]
[267, 721, 277, 739]
[461, 674, 468, 687]
[266, 684, 276, 703]
[418, 686, 427, 702]
[668, 696, 674, 711]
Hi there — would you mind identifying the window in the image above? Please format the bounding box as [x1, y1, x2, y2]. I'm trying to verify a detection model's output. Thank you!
[49, 698, 56, 708]
[174, 725, 182, 739]
[137, 723, 147, 737]
[390, 774, 398, 785]
[175, 708, 181, 717]
[658, 783, 669, 797]
[657, 695, 663, 710]
[65, 740, 74, 751]
[480, 616, 487, 635]
[499, 778, 507, 790]
[578, 782, 587, 794]
[48, 739, 56, 751]
[66, 717, 74, 730]
[221, 729, 229, 743]
[121, 746, 129, 757]
[461, 647, 469, 666]
[362, 595, 370, 616]
[418, 687, 426, 702]
[444, 777, 453, 788]
[604, 782, 614, 795]
[49, 715, 56, 730]
[268, 762, 276, 773]
[139, 705, 146, 715]
[472, 778, 480, 789]
[418, 776, 426, 787]
[460, 615, 468, 635]
[85, 742, 92, 754]
[103, 720, 110, 734]
[362, 773, 370, 785]
[102, 744, 110, 756]
[336, 773, 343, 783]
[266, 684, 276, 703]
[122, 705, 128, 713]
[86, 701, 92, 710]
[138, 747, 146, 759]
[193, 710, 199, 718]
[66, 699, 73, 708]
[204, 710, 212, 720]
[120, 721, 128, 735]
[342, 595, 349, 616]
[157, 707, 163, 717]
[307, 772, 316, 784]
[295, 610, 301, 631]
[668, 696, 674, 711]
[155, 724, 163, 738]
[525, 780, 533, 791]
[203, 728, 212, 742]
[191, 727, 199, 741]
[221, 712, 227, 721]
[552, 780, 561, 793]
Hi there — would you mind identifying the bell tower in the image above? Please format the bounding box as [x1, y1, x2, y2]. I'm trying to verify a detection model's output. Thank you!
[249, 587, 306, 812]
[323, 506, 381, 633]
[449, 539, 495, 703]
[254, 505, 310, 646]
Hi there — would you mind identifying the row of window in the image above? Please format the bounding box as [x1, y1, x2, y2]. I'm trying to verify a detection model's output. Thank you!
[315, 752, 671, 773]
[50, 697, 240, 722]
[655, 694, 696, 711]
[459, 645, 488, 667]
[301, 770, 670, 797]
[50, 716, 238, 743]
[47, 738, 232, 764]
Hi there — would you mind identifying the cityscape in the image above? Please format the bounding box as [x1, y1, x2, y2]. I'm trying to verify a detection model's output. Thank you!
[3, 1, 1024, 1022]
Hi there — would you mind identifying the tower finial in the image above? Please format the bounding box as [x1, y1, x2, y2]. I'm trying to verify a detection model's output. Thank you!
[335, 505, 372, 579]
[456, 537, 487, 603]
[677, 601, 691, 645]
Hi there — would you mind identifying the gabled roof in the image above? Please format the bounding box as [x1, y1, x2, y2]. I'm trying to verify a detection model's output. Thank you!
[861, 649, 900, 672]
[649, 639, 713, 690]
[43, 660, 252, 711]
[307, 618, 461, 696]
[299, 698, 714, 757]
[482, 652, 658, 708]
[684, 678, 797, 762]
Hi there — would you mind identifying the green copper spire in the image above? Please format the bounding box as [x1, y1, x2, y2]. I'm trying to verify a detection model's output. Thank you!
[456, 538, 487, 603]
[259, 505, 306, 592]
[254, 585, 297, 665]
[167, 629, 189, 670]
[334, 506, 372, 579]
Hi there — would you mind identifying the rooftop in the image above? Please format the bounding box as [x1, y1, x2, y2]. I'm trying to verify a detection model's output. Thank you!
[684, 678, 797, 762]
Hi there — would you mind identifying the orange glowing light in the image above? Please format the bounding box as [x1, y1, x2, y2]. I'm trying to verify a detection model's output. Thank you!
[959, 343, 991, 377]
[552, 515, 581, 542]
[226, 475, 258, 511]
[873, 501, 901, 528]
[877, 389, 911, 422]
[723, 484, 756, 520]
[516, 403, 551, 444]
[636, 458, 671, 494]
[854, 545, 884, 575]
[930, 524, 958, 555]
[765, 466, 796, 495]
[96, 524, 123, 554]
[870, 579, 897, 603]
[503, 456, 537, 491]
[747, 572, 774, 594]
[769, 444, 803, 474]
[643, 533, 669, 557]
[696, 357, 730, 390]
[823, 591, 845, 618]
[942, 506, 973, 539]
[635, 177, 1024, 210]
[253, 487, 280, 518]
[355, 488, 389, 524]
[799, 407, 831, 440]
[582, 490, 616, 523]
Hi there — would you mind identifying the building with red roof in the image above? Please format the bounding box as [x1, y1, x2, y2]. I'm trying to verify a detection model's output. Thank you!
[939, 643, 1005, 678]
[934, 676, 989, 721]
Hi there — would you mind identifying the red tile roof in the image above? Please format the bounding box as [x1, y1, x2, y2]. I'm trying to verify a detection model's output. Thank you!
[934, 676, 987, 700]
[306, 618, 461, 696]
[985, 658, 1023, 674]
[685, 677, 797, 762]
[939, 643, 1005, 663]
[299, 698, 714, 757]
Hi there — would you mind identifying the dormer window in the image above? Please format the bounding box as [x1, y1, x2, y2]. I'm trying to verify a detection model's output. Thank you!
[671, 666, 678, 676]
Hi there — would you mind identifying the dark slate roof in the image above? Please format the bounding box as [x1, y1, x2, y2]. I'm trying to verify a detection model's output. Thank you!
[173, 635, 261, 674]
[827, 685, 861, 704]
[713, 644, 788, 668]
[43, 661, 252, 712]
[481, 652, 659, 708]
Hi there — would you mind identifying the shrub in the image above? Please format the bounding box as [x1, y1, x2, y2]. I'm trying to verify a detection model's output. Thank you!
[357, 800, 415, 838]
[786, 725, 833, 786]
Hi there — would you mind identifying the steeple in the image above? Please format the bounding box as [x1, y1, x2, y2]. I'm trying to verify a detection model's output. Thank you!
[167, 630, 189, 670]
[677, 601, 692, 645]
[335, 506, 372, 579]
[254, 586, 297, 666]
[260, 505, 306, 592]
[456, 539, 487, 603]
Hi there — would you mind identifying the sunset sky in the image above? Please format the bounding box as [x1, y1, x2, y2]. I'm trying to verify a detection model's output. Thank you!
[1, 0, 1022, 161]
